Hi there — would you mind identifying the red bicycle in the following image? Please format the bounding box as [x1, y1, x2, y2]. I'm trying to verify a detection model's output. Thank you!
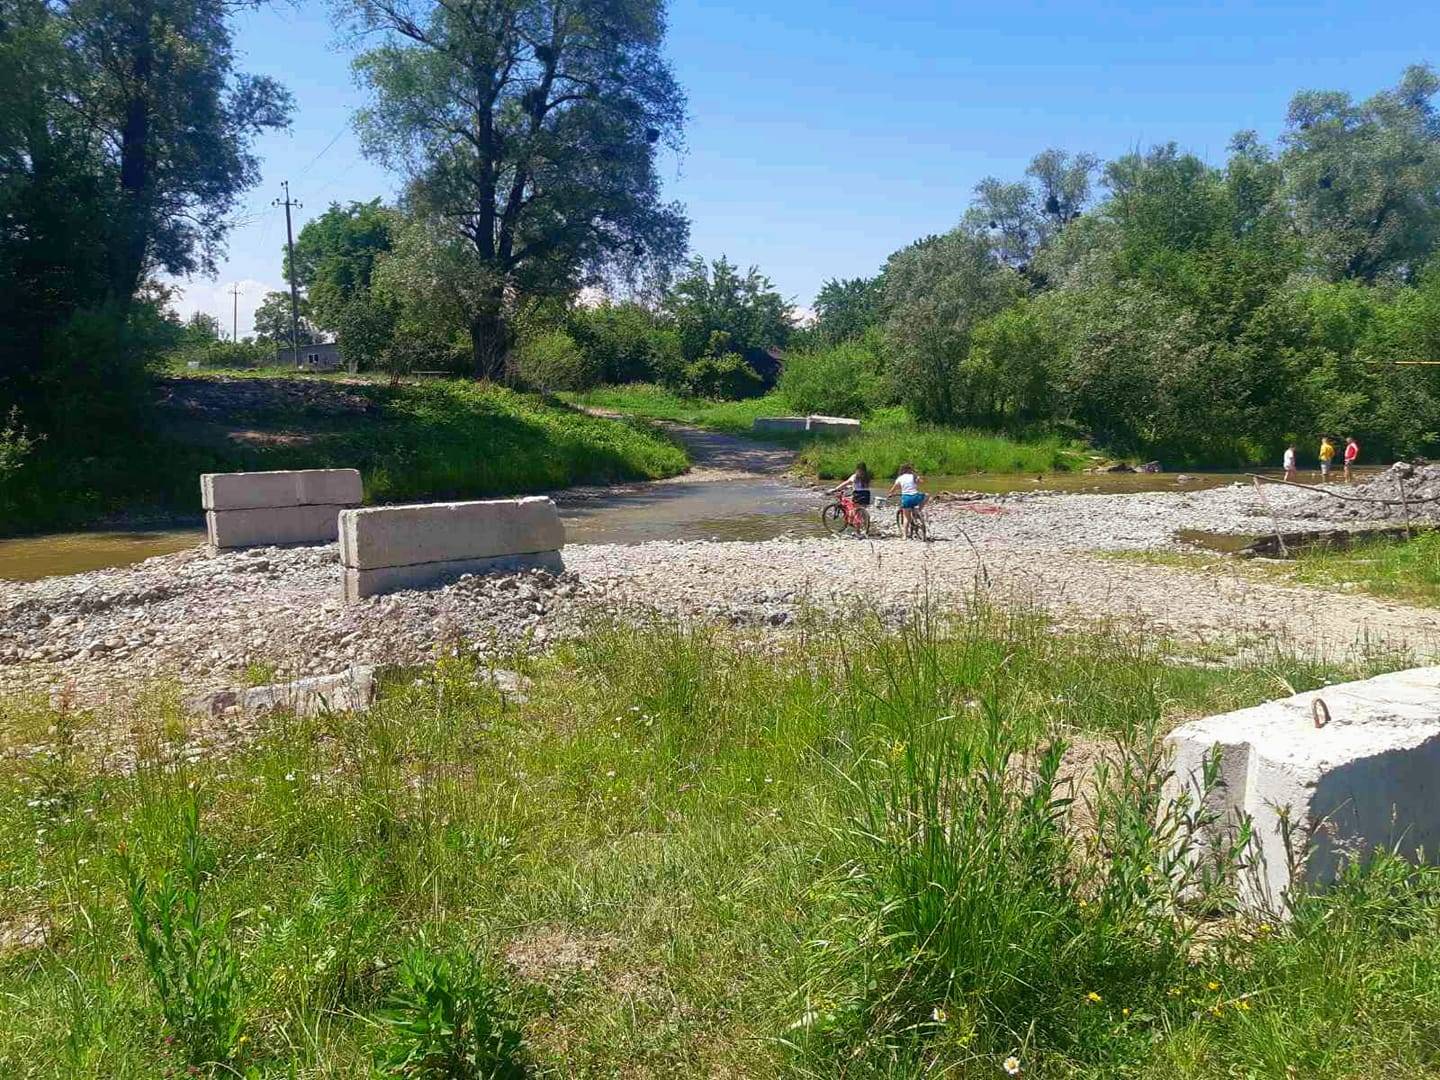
[822, 491, 872, 537]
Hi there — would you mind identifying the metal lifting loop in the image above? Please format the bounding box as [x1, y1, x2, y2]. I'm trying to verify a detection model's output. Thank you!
[1312, 698, 1331, 729]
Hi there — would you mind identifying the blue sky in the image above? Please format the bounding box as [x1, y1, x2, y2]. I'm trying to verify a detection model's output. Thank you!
[178, 0, 1440, 337]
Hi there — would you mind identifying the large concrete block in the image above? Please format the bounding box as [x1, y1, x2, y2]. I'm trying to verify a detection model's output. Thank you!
[805, 415, 862, 434]
[1164, 666, 1440, 913]
[337, 497, 565, 601]
[751, 415, 861, 435]
[339, 497, 563, 570]
[752, 416, 810, 434]
[200, 468, 362, 512]
[343, 551, 565, 603]
[206, 504, 347, 549]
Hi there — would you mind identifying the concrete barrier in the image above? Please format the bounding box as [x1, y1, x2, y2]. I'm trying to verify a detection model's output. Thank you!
[338, 496, 564, 602]
[752, 415, 862, 435]
[752, 416, 810, 434]
[1164, 666, 1440, 913]
[201, 468, 362, 549]
[806, 414, 862, 435]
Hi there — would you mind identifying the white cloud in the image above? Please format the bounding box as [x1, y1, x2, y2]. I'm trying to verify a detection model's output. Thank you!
[791, 306, 817, 328]
[167, 277, 280, 341]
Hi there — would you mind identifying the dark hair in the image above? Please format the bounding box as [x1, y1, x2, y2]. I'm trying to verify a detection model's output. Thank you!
[900, 462, 915, 474]
[854, 462, 870, 486]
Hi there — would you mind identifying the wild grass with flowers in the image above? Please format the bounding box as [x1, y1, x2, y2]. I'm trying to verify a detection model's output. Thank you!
[0, 604, 1436, 1077]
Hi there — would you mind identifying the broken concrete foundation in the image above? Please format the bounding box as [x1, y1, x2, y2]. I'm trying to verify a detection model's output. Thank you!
[202, 468, 362, 549]
[185, 665, 376, 720]
[1164, 666, 1440, 913]
[339, 496, 565, 602]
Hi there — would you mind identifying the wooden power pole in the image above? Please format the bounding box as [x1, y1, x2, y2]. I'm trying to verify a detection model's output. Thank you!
[229, 283, 241, 342]
[273, 181, 303, 362]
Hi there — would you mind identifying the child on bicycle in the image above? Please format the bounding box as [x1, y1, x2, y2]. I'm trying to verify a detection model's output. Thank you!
[889, 462, 926, 536]
[829, 462, 872, 533]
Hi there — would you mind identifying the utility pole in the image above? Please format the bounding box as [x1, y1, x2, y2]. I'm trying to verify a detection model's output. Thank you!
[229, 283, 241, 342]
[273, 181, 303, 362]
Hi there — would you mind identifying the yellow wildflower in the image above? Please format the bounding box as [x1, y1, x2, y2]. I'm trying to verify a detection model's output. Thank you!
[1206, 981, 1220, 992]
[1085, 991, 1102, 1004]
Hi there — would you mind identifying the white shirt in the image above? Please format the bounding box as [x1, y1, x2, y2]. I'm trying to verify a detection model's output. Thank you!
[1283, 448, 1296, 469]
[896, 472, 919, 495]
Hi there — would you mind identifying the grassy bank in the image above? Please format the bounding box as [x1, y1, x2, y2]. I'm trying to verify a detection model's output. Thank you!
[567, 384, 1091, 479]
[1287, 529, 1440, 606]
[0, 376, 688, 535]
[1, 608, 1431, 1077]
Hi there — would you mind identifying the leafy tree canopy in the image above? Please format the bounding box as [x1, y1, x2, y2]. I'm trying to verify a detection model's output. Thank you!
[339, 0, 689, 378]
[663, 255, 793, 362]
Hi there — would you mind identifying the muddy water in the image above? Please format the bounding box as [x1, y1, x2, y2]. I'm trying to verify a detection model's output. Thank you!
[0, 528, 206, 583]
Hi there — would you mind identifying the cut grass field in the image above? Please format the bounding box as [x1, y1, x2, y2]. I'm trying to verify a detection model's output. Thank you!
[0, 606, 1433, 1078]
[566, 384, 1091, 479]
[1, 376, 688, 534]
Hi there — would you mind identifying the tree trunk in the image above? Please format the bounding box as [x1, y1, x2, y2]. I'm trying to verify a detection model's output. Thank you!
[470, 291, 508, 381]
[111, 3, 154, 306]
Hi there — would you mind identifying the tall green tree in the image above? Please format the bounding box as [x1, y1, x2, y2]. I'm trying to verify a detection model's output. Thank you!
[60, 0, 292, 303]
[286, 199, 396, 331]
[811, 275, 884, 344]
[663, 255, 792, 361]
[1282, 64, 1440, 282]
[339, 0, 689, 379]
[252, 291, 318, 345]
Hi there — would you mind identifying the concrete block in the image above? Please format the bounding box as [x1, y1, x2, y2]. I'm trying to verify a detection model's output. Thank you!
[751, 415, 861, 435]
[339, 497, 563, 570]
[805, 415, 862, 434]
[200, 468, 362, 512]
[343, 551, 565, 603]
[206, 504, 346, 549]
[752, 417, 810, 434]
[185, 665, 376, 719]
[1164, 666, 1440, 913]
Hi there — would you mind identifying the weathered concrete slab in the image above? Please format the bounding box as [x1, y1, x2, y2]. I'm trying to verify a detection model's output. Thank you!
[806, 415, 862, 434]
[184, 665, 376, 720]
[339, 497, 563, 569]
[752, 416, 810, 434]
[206, 504, 348, 549]
[200, 468, 362, 512]
[343, 551, 565, 603]
[751, 415, 861, 435]
[1164, 666, 1440, 913]
[338, 497, 565, 602]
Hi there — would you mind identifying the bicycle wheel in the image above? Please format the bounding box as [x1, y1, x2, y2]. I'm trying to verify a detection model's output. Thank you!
[914, 510, 929, 542]
[821, 503, 851, 536]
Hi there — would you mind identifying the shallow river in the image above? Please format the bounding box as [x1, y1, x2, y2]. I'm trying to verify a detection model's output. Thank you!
[0, 467, 1380, 582]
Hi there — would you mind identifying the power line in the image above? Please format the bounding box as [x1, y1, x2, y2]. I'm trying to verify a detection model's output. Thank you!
[273, 181, 304, 363]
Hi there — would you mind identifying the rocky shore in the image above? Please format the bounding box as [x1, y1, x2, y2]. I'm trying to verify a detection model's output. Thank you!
[4, 476, 1438, 713]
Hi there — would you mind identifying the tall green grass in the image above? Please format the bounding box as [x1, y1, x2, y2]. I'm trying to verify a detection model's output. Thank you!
[1, 377, 688, 534]
[1289, 529, 1440, 606]
[0, 608, 1430, 1076]
[568, 383, 1088, 478]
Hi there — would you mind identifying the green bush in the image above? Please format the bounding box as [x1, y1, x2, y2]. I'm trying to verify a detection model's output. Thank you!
[568, 302, 685, 386]
[376, 946, 525, 1079]
[777, 339, 883, 417]
[684, 353, 764, 400]
[514, 329, 600, 392]
[118, 794, 243, 1067]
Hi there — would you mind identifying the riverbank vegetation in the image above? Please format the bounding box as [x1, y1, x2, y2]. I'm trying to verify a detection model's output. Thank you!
[1288, 529, 1440, 605]
[0, 378, 686, 535]
[0, 608, 1432, 1077]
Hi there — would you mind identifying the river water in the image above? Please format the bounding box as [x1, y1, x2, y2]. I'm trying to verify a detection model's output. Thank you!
[0, 467, 1380, 583]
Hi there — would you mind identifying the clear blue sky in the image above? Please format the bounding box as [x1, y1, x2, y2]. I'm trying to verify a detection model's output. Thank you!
[178, 0, 1440, 337]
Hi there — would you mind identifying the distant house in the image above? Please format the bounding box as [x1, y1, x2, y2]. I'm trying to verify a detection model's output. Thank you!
[276, 341, 345, 372]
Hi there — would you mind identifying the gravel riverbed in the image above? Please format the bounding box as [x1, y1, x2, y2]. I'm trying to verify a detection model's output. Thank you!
[3, 478, 1437, 710]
